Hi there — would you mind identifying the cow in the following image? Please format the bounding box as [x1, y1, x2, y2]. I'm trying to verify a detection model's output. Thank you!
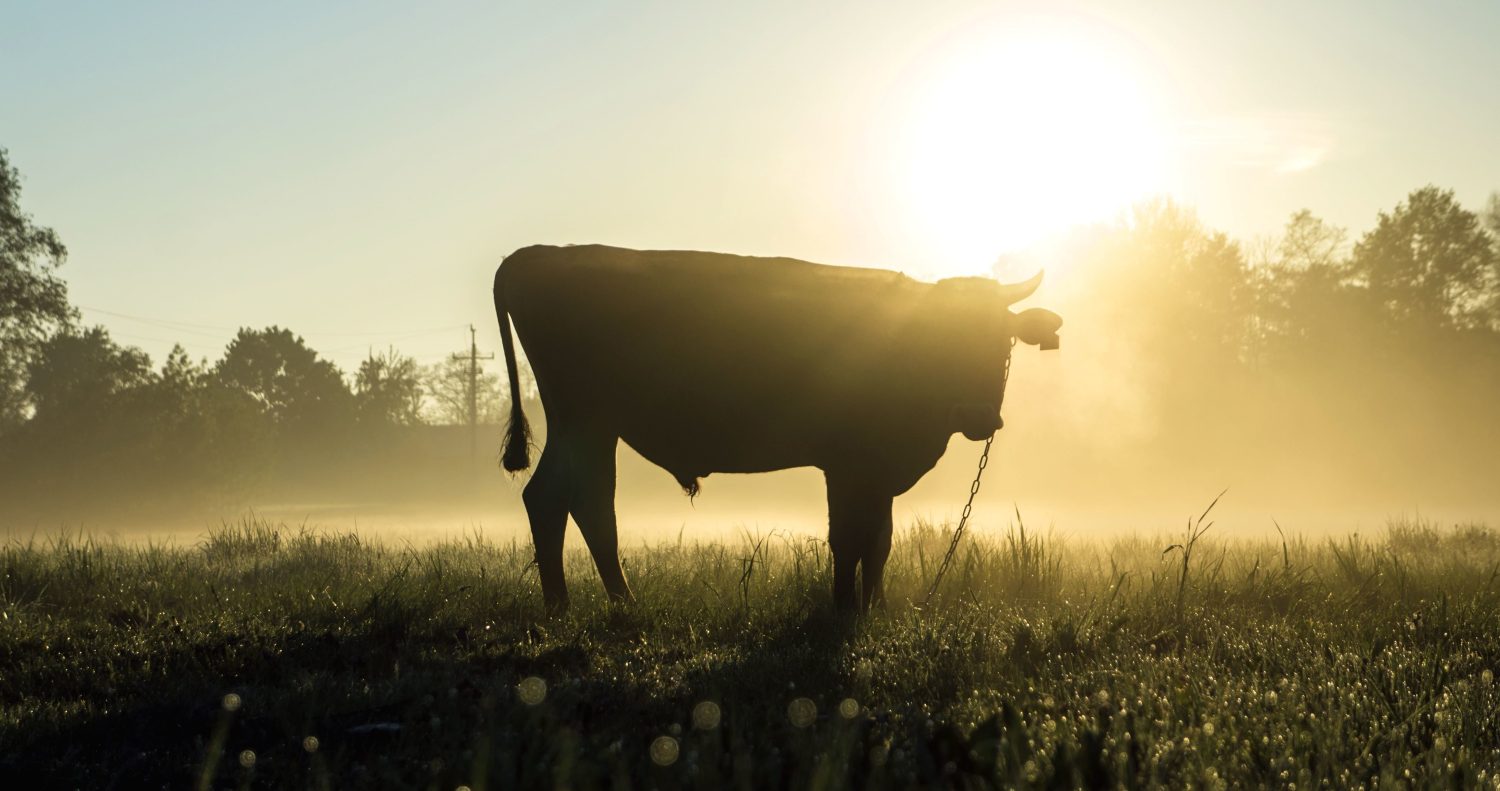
[493, 244, 1061, 613]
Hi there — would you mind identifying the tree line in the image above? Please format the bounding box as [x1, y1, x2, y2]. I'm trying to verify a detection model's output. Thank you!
[1042, 186, 1500, 503]
[1, 148, 521, 516]
[4, 144, 1499, 518]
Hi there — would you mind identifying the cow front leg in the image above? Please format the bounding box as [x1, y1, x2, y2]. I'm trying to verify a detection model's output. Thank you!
[522, 442, 571, 614]
[861, 506, 894, 610]
[829, 539, 860, 614]
[826, 472, 894, 613]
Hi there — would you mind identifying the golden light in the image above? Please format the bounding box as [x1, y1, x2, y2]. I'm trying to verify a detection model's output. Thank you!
[903, 24, 1169, 278]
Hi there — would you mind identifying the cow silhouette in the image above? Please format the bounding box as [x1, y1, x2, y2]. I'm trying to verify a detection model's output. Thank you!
[494, 245, 1061, 612]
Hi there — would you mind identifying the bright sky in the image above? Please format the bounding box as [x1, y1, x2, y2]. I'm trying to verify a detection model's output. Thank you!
[4, 0, 1498, 372]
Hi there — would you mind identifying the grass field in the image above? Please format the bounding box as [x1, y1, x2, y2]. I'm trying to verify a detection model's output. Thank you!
[2, 514, 1499, 789]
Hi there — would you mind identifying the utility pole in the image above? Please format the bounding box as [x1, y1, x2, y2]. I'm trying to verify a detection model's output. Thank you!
[450, 324, 494, 465]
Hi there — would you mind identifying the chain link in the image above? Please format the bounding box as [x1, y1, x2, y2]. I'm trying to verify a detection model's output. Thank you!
[921, 434, 992, 606]
[922, 337, 1016, 608]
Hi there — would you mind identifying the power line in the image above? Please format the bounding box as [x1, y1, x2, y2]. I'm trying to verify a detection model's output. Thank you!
[103, 331, 225, 352]
[79, 306, 238, 333]
[320, 327, 475, 354]
[79, 304, 469, 339]
[298, 324, 472, 339]
[78, 307, 232, 339]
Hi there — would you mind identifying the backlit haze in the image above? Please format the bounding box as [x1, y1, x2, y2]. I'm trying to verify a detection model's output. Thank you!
[5, 0, 1499, 542]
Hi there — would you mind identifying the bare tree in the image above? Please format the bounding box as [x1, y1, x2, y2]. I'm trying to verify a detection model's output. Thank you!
[422, 356, 504, 425]
[355, 348, 424, 426]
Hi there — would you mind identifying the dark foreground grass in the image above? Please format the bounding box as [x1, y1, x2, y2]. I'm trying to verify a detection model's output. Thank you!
[2, 516, 1499, 789]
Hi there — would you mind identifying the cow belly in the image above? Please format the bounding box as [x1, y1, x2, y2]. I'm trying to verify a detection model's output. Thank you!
[615, 402, 953, 497]
[623, 432, 954, 499]
[619, 419, 819, 481]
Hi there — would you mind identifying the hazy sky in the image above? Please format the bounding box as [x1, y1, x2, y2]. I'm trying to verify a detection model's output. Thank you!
[4, 0, 1498, 372]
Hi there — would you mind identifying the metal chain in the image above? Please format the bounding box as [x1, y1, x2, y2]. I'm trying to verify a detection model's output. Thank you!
[921, 433, 992, 606]
[922, 337, 1016, 608]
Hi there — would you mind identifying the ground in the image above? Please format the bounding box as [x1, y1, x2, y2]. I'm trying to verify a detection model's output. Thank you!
[2, 516, 1498, 789]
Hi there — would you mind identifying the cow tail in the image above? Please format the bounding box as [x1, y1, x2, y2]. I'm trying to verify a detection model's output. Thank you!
[495, 269, 532, 472]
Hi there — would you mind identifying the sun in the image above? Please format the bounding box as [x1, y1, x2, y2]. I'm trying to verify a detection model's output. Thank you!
[902, 24, 1169, 279]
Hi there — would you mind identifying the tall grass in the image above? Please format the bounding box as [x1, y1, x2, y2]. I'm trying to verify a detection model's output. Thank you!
[2, 515, 1498, 788]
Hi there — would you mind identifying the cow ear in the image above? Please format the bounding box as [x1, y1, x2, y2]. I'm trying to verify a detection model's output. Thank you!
[1013, 308, 1062, 350]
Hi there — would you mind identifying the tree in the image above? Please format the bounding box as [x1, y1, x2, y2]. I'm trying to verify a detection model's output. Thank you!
[1251, 210, 1358, 357]
[146, 345, 273, 500]
[1, 331, 277, 512]
[1276, 209, 1348, 271]
[154, 345, 208, 412]
[3, 328, 156, 509]
[1350, 186, 1497, 329]
[1178, 230, 1254, 357]
[215, 327, 354, 430]
[24, 326, 153, 423]
[1480, 191, 1500, 242]
[355, 348, 424, 426]
[0, 148, 74, 432]
[1484, 191, 1500, 326]
[1097, 199, 1256, 363]
[423, 356, 505, 426]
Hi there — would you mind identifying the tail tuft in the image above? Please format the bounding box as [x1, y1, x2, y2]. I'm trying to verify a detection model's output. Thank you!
[495, 264, 533, 473]
[501, 411, 531, 472]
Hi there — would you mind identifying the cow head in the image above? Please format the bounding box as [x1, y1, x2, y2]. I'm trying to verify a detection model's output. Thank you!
[939, 271, 1062, 440]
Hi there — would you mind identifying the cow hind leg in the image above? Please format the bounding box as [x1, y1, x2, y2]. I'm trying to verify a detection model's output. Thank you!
[522, 443, 572, 613]
[568, 436, 634, 604]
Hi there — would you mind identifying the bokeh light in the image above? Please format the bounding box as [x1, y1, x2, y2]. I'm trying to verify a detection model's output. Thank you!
[517, 676, 547, 706]
[692, 701, 721, 731]
[787, 697, 817, 728]
[649, 735, 679, 766]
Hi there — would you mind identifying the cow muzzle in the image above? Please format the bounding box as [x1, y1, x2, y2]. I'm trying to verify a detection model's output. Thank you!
[950, 404, 1002, 440]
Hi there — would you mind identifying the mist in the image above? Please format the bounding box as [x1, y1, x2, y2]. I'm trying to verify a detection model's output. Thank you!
[4, 180, 1498, 545]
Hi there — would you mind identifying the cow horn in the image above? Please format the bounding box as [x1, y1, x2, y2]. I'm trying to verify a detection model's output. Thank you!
[996, 270, 1044, 305]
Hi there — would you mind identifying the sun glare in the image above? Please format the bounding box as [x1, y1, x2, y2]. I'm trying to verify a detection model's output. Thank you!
[904, 25, 1168, 278]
